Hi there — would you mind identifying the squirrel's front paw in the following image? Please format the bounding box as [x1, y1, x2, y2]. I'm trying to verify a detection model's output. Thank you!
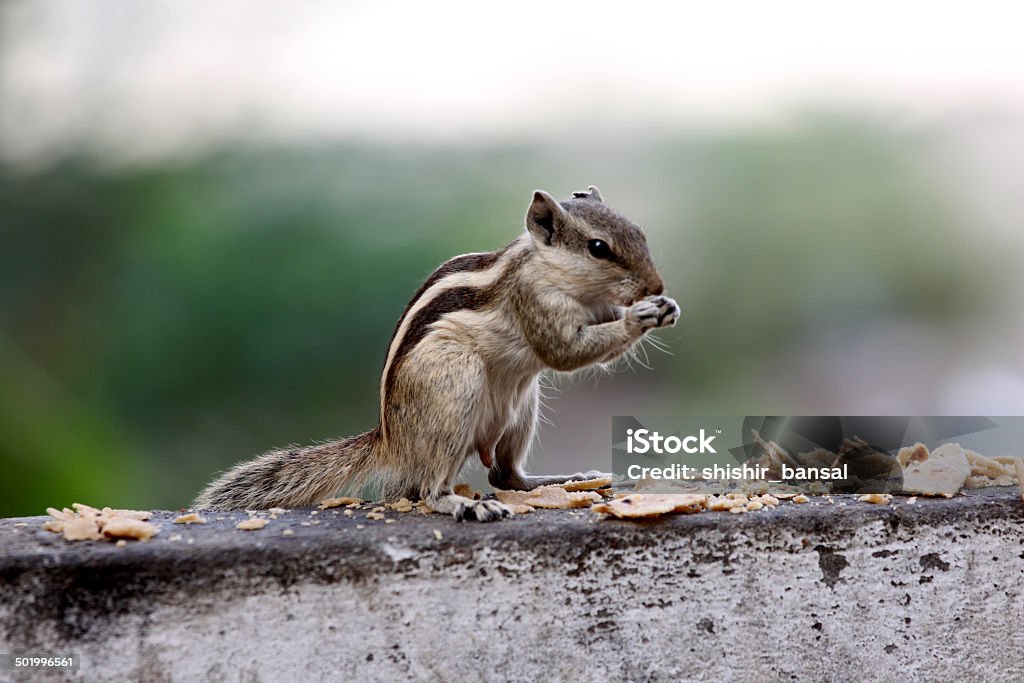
[626, 295, 680, 331]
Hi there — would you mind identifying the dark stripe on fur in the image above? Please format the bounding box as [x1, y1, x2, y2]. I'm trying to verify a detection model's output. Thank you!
[384, 285, 497, 398]
[385, 245, 512, 352]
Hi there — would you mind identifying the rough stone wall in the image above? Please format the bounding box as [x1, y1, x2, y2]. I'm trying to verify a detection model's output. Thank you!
[1, 489, 1021, 682]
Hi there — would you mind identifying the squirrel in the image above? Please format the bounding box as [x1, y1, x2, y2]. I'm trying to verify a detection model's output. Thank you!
[194, 186, 679, 521]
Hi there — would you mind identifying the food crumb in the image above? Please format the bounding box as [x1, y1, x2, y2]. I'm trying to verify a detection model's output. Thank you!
[103, 517, 159, 541]
[282, 529, 294, 536]
[433, 529, 443, 540]
[389, 498, 415, 513]
[319, 496, 362, 509]
[356, 524, 365, 530]
[168, 534, 183, 542]
[856, 493, 892, 505]
[907, 496, 918, 505]
[792, 494, 810, 504]
[115, 540, 127, 548]
[384, 519, 396, 524]
[236, 518, 269, 531]
[366, 512, 385, 521]
[173, 513, 206, 525]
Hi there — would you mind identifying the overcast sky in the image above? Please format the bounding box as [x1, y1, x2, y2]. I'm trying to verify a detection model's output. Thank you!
[2, 0, 1023, 163]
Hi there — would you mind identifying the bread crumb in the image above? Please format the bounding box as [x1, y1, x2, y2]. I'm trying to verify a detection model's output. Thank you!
[432, 529, 443, 540]
[384, 519, 396, 524]
[897, 443, 930, 467]
[453, 483, 480, 499]
[907, 496, 917, 504]
[857, 493, 892, 504]
[173, 513, 206, 525]
[43, 504, 160, 543]
[62, 517, 103, 541]
[236, 518, 269, 531]
[356, 524, 365, 530]
[282, 529, 294, 536]
[388, 498, 414, 513]
[729, 506, 746, 514]
[343, 509, 354, 517]
[496, 486, 601, 509]
[745, 500, 764, 511]
[965, 450, 1011, 479]
[103, 517, 159, 541]
[792, 494, 810, 504]
[366, 512, 385, 521]
[555, 476, 614, 492]
[115, 539, 127, 548]
[902, 442, 969, 497]
[592, 494, 707, 519]
[708, 496, 746, 512]
[319, 496, 362, 509]
[168, 534, 183, 542]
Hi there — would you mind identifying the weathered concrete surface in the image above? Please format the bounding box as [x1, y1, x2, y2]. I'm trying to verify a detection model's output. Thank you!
[1, 489, 1022, 682]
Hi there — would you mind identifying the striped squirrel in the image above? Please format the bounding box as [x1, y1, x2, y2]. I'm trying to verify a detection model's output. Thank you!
[195, 186, 679, 521]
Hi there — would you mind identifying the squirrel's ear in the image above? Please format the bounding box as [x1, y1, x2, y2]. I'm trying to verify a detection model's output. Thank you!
[526, 190, 567, 245]
[571, 185, 605, 203]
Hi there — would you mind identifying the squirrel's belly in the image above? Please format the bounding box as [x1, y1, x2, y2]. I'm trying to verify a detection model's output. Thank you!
[472, 374, 536, 470]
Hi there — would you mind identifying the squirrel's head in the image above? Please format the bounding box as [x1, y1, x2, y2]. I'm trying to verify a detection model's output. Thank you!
[525, 186, 664, 307]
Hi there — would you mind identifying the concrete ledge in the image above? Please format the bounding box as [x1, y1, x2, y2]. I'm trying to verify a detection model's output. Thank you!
[2, 489, 1023, 682]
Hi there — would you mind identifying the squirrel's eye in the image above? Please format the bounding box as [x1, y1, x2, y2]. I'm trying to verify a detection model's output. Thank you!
[587, 239, 614, 260]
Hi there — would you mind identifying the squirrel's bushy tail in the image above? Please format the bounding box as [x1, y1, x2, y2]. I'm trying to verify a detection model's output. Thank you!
[194, 428, 380, 510]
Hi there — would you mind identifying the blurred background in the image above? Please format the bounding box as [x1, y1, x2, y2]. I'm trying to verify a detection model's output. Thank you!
[2, 1, 1023, 516]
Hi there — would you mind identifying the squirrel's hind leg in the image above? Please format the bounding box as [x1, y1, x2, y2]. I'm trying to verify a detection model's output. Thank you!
[426, 492, 510, 522]
[390, 341, 511, 522]
[488, 379, 612, 491]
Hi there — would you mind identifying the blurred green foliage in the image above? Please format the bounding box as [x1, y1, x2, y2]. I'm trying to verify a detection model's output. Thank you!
[0, 116, 1004, 516]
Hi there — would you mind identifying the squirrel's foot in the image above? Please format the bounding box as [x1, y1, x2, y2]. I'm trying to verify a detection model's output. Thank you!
[454, 498, 510, 522]
[627, 295, 680, 331]
[427, 493, 511, 522]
